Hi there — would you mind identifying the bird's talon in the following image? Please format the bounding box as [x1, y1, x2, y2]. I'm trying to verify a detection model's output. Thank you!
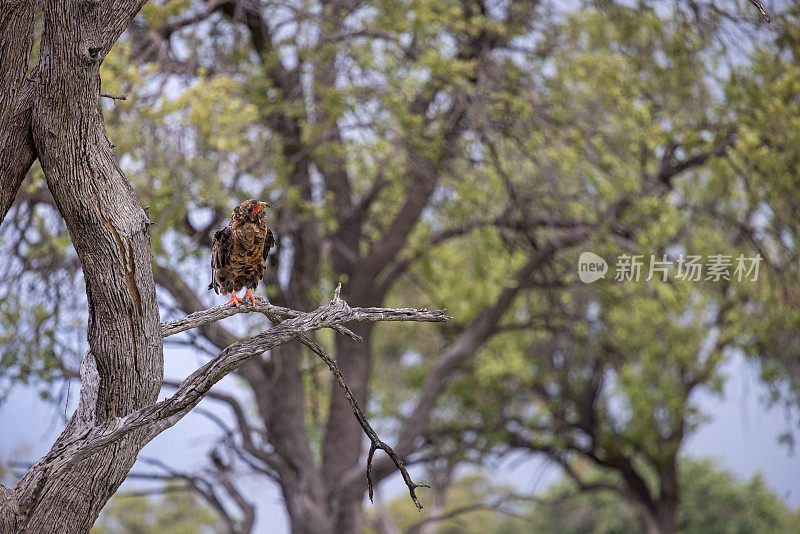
[225, 293, 242, 307]
[243, 288, 262, 306]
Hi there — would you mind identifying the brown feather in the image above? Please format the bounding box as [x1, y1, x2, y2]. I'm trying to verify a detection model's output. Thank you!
[209, 200, 274, 295]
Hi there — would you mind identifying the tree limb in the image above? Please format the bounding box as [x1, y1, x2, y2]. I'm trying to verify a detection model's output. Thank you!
[20, 286, 449, 513]
[160, 293, 363, 343]
[0, 82, 37, 223]
[0, 482, 19, 533]
[748, 0, 773, 28]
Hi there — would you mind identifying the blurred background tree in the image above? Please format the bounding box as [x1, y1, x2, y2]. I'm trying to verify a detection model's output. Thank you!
[2, 0, 799, 533]
[367, 458, 800, 534]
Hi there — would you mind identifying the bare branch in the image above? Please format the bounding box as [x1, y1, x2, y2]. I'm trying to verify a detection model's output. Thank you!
[198, 284, 433, 510]
[405, 495, 537, 534]
[161, 297, 363, 342]
[99, 92, 127, 101]
[135, 457, 244, 533]
[748, 0, 773, 28]
[21, 289, 449, 512]
[161, 379, 282, 477]
[289, 324, 429, 510]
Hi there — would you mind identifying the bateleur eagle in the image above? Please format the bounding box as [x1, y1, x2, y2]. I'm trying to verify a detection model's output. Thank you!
[208, 199, 275, 306]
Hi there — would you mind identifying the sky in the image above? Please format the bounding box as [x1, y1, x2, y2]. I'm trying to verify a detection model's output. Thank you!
[1, 345, 798, 533]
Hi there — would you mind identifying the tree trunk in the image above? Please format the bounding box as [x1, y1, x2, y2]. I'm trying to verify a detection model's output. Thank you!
[0, 82, 37, 220]
[10, 1, 163, 531]
[655, 505, 678, 534]
[0, 0, 35, 138]
[262, 342, 331, 534]
[651, 462, 679, 534]
[641, 507, 678, 534]
[322, 323, 375, 534]
[280, 479, 333, 534]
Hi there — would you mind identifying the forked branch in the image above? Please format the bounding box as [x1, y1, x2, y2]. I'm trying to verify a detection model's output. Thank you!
[263, 288, 430, 510]
[23, 285, 449, 513]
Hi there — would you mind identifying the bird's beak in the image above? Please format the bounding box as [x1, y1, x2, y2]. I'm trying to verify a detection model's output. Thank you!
[254, 202, 270, 214]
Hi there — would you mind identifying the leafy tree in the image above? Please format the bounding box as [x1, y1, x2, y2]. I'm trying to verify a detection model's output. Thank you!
[526, 458, 800, 534]
[392, 4, 800, 534]
[372, 459, 800, 534]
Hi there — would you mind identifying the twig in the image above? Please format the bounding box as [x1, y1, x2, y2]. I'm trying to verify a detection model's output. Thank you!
[100, 92, 128, 101]
[748, 0, 773, 28]
[64, 378, 71, 421]
[262, 303, 429, 510]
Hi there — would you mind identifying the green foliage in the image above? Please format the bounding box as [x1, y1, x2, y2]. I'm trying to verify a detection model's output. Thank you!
[526, 458, 800, 534]
[366, 473, 530, 534]
[372, 459, 800, 534]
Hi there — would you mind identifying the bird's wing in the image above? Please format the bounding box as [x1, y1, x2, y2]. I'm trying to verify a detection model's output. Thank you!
[264, 228, 275, 259]
[208, 226, 233, 292]
[260, 228, 275, 281]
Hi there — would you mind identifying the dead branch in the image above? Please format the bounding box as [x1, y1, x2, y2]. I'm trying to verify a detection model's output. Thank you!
[161, 296, 364, 342]
[263, 308, 429, 510]
[21, 285, 449, 513]
[748, 0, 773, 28]
[99, 92, 127, 101]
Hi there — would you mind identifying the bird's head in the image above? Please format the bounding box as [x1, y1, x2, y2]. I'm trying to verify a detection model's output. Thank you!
[233, 199, 271, 223]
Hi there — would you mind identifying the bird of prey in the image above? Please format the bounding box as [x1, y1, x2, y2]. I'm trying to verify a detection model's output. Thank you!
[208, 199, 275, 307]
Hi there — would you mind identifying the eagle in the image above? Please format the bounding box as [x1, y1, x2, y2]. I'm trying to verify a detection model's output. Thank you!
[208, 199, 275, 307]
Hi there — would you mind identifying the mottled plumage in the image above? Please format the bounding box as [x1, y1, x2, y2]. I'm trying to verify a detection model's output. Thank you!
[208, 199, 275, 306]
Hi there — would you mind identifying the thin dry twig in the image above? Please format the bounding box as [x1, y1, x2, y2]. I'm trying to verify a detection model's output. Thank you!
[262, 295, 429, 510]
[748, 0, 773, 28]
[99, 92, 128, 100]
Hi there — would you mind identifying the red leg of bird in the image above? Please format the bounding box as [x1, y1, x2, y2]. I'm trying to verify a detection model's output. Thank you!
[243, 288, 262, 306]
[225, 292, 242, 307]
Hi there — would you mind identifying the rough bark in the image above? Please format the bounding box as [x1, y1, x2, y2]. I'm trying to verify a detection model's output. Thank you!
[0, 0, 37, 223]
[10, 1, 164, 531]
[0, 484, 19, 534]
[6, 280, 446, 531]
[0, 82, 37, 221]
[0, 0, 35, 138]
